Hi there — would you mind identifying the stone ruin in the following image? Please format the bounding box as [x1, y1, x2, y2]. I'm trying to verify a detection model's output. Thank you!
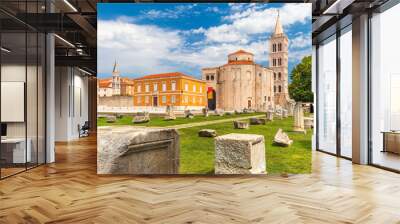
[273, 128, 293, 147]
[215, 133, 266, 174]
[97, 126, 180, 174]
[233, 120, 249, 129]
[184, 109, 194, 119]
[293, 102, 306, 133]
[266, 110, 274, 121]
[304, 117, 314, 129]
[164, 105, 176, 120]
[202, 107, 209, 117]
[106, 115, 117, 123]
[249, 117, 266, 125]
[198, 129, 217, 137]
[133, 112, 150, 124]
[286, 100, 296, 117]
[215, 109, 224, 116]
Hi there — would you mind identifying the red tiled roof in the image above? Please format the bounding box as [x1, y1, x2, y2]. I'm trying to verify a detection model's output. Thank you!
[225, 61, 255, 66]
[228, 49, 254, 56]
[98, 78, 112, 88]
[134, 72, 197, 81]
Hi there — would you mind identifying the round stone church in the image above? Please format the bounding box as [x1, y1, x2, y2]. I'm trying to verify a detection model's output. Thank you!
[201, 13, 290, 111]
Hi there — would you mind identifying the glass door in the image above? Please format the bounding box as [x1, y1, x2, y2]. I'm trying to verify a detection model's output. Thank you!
[317, 35, 337, 154]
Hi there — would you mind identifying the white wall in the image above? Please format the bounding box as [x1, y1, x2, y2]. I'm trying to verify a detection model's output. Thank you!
[55, 67, 89, 141]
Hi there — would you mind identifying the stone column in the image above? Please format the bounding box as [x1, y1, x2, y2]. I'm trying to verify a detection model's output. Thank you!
[293, 102, 305, 133]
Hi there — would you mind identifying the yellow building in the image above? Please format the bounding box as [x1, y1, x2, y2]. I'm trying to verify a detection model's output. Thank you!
[133, 72, 207, 111]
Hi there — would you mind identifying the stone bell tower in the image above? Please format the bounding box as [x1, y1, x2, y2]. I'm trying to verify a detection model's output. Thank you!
[269, 11, 289, 107]
[112, 60, 121, 96]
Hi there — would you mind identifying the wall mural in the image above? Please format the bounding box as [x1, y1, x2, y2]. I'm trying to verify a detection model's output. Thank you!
[97, 3, 312, 174]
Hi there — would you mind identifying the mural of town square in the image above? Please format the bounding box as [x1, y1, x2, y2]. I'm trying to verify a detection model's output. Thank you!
[97, 3, 313, 175]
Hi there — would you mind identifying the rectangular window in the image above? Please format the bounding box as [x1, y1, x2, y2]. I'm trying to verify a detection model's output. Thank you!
[185, 95, 188, 103]
[185, 83, 188, 91]
[162, 95, 166, 103]
[162, 83, 167, 91]
[137, 85, 141, 93]
[171, 95, 176, 104]
[145, 84, 149, 92]
[193, 96, 196, 103]
[153, 83, 158, 91]
[137, 96, 142, 103]
[145, 96, 149, 104]
[199, 86, 202, 93]
[171, 81, 176, 91]
[193, 85, 196, 92]
[199, 97, 202, 104]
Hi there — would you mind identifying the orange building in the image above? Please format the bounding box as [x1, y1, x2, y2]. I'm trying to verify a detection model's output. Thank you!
[133, 72, 207, 110]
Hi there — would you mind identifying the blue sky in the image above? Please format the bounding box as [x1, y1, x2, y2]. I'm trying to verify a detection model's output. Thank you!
[98, 3, 312, 80]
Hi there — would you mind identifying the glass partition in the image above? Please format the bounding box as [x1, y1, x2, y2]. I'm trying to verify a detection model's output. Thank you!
[370, 3, 400, 171]
[317, 35, 337, 154]
[0, 1, 46, 179]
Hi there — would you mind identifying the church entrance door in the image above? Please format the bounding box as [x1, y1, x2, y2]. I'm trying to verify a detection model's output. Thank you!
[207, 87, 216, 110]
[153, 96, 158, 107]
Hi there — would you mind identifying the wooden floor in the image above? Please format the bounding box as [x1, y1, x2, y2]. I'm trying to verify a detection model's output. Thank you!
[1, 136, 400, 224]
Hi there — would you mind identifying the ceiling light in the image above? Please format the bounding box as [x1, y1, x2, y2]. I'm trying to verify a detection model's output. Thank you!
[1, 47, 11, 53]
[54, 34, 75, 48]
[63, 0, 78, 12]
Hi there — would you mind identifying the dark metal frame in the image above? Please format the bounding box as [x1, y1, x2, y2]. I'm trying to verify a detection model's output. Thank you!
[315, 18, 353, 161]
[367, 0, 400, 173]
[0, 0, 47, 180]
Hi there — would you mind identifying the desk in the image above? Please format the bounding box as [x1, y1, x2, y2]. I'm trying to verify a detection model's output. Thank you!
[1, 138, 31, 164]
[382, 131, 400, 154]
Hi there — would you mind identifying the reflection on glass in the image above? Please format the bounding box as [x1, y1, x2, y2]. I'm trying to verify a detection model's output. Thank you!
[340, 27, 352, 158]
[1, 31, 27, 177]
[371, 3, 400, 171]
[318, 35, 337, 154]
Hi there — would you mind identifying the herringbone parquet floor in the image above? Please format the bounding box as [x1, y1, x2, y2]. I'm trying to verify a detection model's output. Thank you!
[1, 136, 400, 224]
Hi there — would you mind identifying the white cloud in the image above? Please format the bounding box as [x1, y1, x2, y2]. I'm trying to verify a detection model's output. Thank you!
[290, 32, 311, 49]
[98, 4, 312, 77]
[140, 4, 197, 19]
[98, 19, 183, 75]
[203, 3, 311, 44]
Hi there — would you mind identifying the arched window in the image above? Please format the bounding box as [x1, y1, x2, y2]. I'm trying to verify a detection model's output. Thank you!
[211, 75, 214, 81]
[274, 73, 276, 80]
[273, 59, 276, 66]
[278, 43, 282, 51]
[206, 75, 209, 80]
[274, 86, 276, 93]
[273, 44, 276, 52]
[278, 58, 282, 66]
[278, 85, 282, 92]
[235, 57, 238, 61]
[278, 72, 281, 80]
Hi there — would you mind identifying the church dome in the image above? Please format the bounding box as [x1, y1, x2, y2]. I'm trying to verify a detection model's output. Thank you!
[228, 49, 254, 63]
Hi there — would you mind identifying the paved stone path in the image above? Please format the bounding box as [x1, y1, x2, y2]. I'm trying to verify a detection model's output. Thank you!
[166, 114, 265, 129]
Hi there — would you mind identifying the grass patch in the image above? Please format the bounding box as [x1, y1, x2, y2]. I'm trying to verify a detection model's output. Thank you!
[97, 112, 264, 127]
[179, 116, 312, 174]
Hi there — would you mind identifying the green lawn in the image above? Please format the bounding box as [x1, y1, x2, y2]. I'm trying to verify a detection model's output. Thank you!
[98, 113, 312, 175]
[179, 116, 312, 174]
[97, 112, 264, 127]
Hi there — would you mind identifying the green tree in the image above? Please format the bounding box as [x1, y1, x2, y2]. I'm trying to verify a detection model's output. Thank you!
[289, 56, 313, 102]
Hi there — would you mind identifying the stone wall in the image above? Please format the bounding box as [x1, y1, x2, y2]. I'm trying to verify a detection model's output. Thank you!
[98, 95, 134, 108]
